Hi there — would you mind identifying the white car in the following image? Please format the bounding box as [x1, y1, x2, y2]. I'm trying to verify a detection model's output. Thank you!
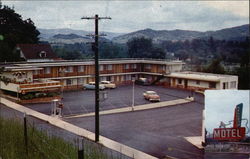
[100, 81, 116, 89]
[83, 82, 105, 90]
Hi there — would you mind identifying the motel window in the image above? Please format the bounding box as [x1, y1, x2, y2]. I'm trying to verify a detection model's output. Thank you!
[178, 79, 182, 84]
[99, 65, 104, 71]
[107, 65, 113, 71]
[78, 78, 84, 84]
[45, 67, 51, 74]
[125, 64, 130, 69]
[230, 81, 237, 88]
[132, 64, 137, 69]
[159, 65, 165, 71]
[78, 66, 84, 72]
[125, 75, 131, 81]
[196, 80, 200, 85]
[66, 66, 73, 73]
[223, 82, 228, 89]
[106, 76, 111, 81]
[145, 64, 151, 69]
[209, 82, 216, 88]
[33, 70, 39, 75]
[66, 79, 72, 85]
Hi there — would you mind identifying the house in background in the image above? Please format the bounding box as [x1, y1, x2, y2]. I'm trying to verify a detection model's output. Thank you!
[16, 44, 58, 62]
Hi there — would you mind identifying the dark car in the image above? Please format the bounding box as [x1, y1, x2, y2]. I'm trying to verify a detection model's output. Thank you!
[135, 78, 151, 86]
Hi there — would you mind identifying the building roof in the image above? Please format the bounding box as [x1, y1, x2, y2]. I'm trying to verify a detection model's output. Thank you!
[16, 44, 57, 60]
[167, 71, 238, 82]
[13, 59, 184, 67]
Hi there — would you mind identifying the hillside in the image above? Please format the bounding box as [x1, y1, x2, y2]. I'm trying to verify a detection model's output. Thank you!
[39, 28, 124, 41]
[112, 24, 249, 44]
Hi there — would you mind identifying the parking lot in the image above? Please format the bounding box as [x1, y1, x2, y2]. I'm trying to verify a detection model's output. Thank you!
[26, 85, 199, 116]
[24, 85, 204, 159]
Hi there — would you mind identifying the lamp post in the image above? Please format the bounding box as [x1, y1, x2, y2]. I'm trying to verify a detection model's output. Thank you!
[132, 78, 135, 111]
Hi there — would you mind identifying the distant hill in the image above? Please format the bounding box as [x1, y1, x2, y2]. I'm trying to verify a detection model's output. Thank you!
[112, 24, 249, 43]
[39, 24, 249, 45]
[52, 33, 84, 39]
[202, 24, 249, 41]
[38, 28, 124, 41]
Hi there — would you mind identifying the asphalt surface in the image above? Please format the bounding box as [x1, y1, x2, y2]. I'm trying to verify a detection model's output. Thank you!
[66, 100, 204, 159]
[23, 85, 204, 158]
[25, 85, 199, 116]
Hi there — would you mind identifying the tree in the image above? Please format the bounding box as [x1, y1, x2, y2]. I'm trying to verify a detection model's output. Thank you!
[127, 37, 165, 59]
[234, 48, 250, 89]
[203, 59, 225, 74]
[127, 37, 153, 58]
[0, 5, 40, 62]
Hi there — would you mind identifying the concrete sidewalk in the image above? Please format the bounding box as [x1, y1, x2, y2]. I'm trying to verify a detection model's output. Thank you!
[184, 136, 204, 149]
[0, 97, 158, 159]
[65, 97, 194, 119]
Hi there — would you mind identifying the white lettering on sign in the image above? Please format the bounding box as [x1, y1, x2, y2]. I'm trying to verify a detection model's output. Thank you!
[214, 130, 220, 138]
[213, 128, 245, 140]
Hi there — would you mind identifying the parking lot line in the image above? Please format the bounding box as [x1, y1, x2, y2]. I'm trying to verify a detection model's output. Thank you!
[65, 97, 194, 119]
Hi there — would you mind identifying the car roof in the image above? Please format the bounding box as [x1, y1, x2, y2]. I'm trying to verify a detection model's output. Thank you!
[101, 81, 110, 83]
[145, 91, 156, 93]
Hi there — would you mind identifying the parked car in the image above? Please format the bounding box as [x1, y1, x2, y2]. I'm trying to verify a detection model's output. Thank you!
[100, 81, 116, 89]
[143, 91, 160, 102]
[135, 78, 150, 86]
[83, 82, 105, 90]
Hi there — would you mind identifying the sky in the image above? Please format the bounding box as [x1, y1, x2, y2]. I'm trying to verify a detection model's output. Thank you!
[2, 1, 249, 33]
[205, 90, 250, 136]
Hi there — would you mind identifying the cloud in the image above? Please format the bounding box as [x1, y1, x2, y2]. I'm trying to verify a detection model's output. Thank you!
[2, 1, 249, 33]
[203, 1, 249, 18]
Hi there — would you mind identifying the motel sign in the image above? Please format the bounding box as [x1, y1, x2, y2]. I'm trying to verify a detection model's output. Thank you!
[213, 127, 245, 140]
[213, 103, 246, 141]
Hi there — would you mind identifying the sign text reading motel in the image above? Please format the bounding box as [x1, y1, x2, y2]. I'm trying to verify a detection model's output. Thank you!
[213, 127, 246, 140]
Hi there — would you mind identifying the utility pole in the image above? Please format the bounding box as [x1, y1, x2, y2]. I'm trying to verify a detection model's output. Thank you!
[81, 15, 111, 142]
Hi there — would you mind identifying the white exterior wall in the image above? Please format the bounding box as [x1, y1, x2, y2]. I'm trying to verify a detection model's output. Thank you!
[219, 76, 238, 89]
[167, 64, 183, 73]
[188, 80, 210, 88]
[2, 71, 33, 83]
[0, 81, 19, 92]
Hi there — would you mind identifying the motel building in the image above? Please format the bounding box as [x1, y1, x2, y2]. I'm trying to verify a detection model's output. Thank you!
[0, 59, 238, 103]
[0, 44, 238, 103]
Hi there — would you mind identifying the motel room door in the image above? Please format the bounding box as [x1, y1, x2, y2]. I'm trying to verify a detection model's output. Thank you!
[184, 79, 188, 88]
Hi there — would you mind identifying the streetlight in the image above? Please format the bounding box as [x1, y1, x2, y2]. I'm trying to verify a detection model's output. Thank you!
[132, 77, 135, 111]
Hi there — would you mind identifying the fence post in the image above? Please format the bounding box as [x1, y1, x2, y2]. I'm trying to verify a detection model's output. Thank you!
[78, 138, 84, 159]
[24, 113, 28, 155]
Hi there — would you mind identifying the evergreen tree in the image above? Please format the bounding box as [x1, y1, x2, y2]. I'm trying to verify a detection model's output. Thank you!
[0, 5, 40, 62]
